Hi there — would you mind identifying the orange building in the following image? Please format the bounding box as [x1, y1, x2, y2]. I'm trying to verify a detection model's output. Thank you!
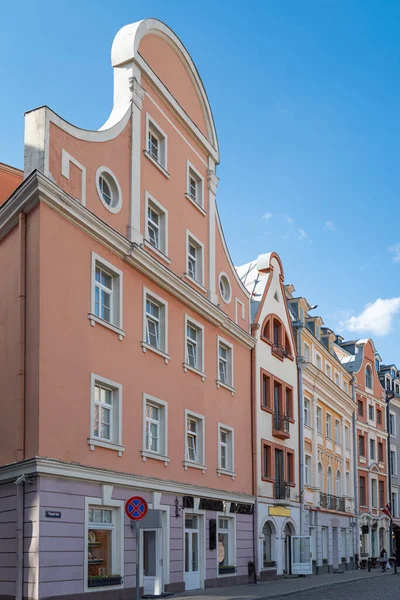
[0, 162, 23, 205]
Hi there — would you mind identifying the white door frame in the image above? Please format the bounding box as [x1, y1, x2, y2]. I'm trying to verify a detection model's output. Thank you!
[141, 527, 163, 595]
[183, 508, 205, 590]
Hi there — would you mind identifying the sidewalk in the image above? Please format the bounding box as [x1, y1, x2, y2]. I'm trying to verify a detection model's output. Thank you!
[174, 569, 392, 600]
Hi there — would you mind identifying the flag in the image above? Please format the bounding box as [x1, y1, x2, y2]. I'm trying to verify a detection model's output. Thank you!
[382, 503, 393, 521]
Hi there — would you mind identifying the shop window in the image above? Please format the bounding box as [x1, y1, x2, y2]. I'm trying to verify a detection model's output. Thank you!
[87, 506, 123, 588]
[262, 521, 275, 567]
[218, 517, 235, 574]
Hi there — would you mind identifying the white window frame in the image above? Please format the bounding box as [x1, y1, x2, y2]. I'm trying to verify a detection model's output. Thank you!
[317, 406, 322, 433]
[390, 412, 396, 436]
[392, 490, 398, 518]
[345, 425, 350, 449]
[183, 409, 206, 472]
[325, 363, 332, 379]
[315, 352, 322, 370]
[84, 494, 124, 592]
[218, 272, 232, 304]
[142, 287, 169, 363]
[216, 515, 236, 575]
[145, 113, 169, 176]
[141, 393, 170, 465]
[217, 423, 235, 479]
[343, 380, 348, 394]
[326, 412, 332, 439]
[371, 478, 378, 508]
[89, 252, 125, 339]
[369, 438, 376, 461]
[183, 314, 205, 380]
[186, 160, 205, 214]
[95, 166, 123, 214]
[144, 192, 169, 262]
[391, 447, 397, 477]
[368, 404, 375, 421]
[304, 342, 310, 362]
[304, 398, 311, 427]
[334, 371, 341, 387]
[216, 336, 235, 394]
[185, 230, 205, 290]
[88, 374, 124, 455]
[305, 454, 312, 485]
[335, 419, 341, 445]
[365, 366, 373, 390]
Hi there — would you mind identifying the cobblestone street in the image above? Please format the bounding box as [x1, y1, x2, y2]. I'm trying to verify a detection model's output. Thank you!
[275, 573, 397, 599]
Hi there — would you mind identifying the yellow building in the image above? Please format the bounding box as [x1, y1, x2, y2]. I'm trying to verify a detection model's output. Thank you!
[286, 287, 356, 574]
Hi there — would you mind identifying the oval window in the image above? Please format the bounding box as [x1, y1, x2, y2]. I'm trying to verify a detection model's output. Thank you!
[219, 273, 232, 303]
[96, 167, 122, 213]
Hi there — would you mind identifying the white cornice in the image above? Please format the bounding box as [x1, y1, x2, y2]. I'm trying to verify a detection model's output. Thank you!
[0, 172, 254, 349]
[303, 362, 355, 416]
[0, 457, 255, 504]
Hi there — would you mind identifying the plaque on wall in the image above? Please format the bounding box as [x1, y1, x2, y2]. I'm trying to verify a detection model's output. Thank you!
[183, 496, 194, 509]
[199, 498, 224, 511]
[230, 502, 254, 515]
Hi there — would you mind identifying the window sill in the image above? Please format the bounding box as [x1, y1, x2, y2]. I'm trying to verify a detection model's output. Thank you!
[185, 193, 207, 216]
[88, 438, 125, 457]
[141, 341, 170, 364]
[217, 468, 236, 480]
[143, 239, 171, 264]
[144, 150, 170, 178]
[141, 450, 170, 466]
[216, 380, 236, 396]
[183, 460, 207, 473]
[88, 313, 126, 340]
[183, 363, 206, 381]
[184, 273, 207, 293]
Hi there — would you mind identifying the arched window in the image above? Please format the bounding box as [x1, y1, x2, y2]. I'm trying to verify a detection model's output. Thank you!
[366, 365, 372, 389]
[262, 521, 275, 566]
[327, 466, 333, 495]
[273, 319, 281, 345]
[336, 470, 342, 497]
[318, 462, 324, 491]
[263, 318, 271, 340]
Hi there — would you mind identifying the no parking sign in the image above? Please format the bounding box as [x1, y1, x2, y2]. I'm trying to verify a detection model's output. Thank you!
[125, 496, 148, 521]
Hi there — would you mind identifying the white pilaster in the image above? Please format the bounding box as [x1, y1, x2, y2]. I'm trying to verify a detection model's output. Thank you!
[129, 71, 145, 244]
[207, 159, 218, 304]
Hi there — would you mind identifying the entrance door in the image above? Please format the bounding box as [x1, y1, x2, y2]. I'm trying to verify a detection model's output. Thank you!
[184, 515, 200, 590]
[142, 529, 163, 596]
[284, 523, 292, 574]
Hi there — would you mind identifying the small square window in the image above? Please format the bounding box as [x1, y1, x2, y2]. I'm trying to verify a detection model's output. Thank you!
[145, 194, 168, 257]
[186, 232, 204, 286]
[146, 115, 168, 171]
[90, 253, 123, 335]
[218, 424, 235, 475]
[184, 316, 204, 375]
[89, 374, 124, 454]
[142, 289, 168, 359]
[217, 337, 234, 390]
[186, 162, 204, 210]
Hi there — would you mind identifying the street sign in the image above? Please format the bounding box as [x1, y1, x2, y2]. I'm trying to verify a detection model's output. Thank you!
[125, 496, 148, 521]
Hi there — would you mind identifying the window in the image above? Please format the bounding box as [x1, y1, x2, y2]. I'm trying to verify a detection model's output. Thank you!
[326, 413, 332, 439]
[358, 434, 365, 457]
[368, 405, 374, 421]
[305, 455, 312, 485]
[391, 450, 397, 476]
[95, 167, 122, 213]
[392, 492, 398, 519]
[317, 407, 322, 433]
[285, 387, 293, 419]
[142, 394, 169, 463]
[273, 319, 281, 346]
[184, 316, 204, 375]
[304, 343, 310, 362]
[379, 480, 384, 508]
[262, 522, 275, 566]
[184, 411, 205, 468]
[186, 162, 204, 209]
[343, 380, 348, 394]
[346, 472, 350, 496]
[335, 372, 340, 387]
[217, 337, 234, 389]
[378, 442, 384, 463]
[262, 372, 271, 409]
[318, 463, 323, 490]
[186, 232, 204, 286]
[90, 253, 123, 335]
[396, 383, 400, 395]
[89, 374, 123, 455]
[304, 399, 311, 427]
[322, 527, 328, 561]
[371, 479, 377, 507]
[390, 413, 396, 436]
[335, 420, 341, 444]
[375, 358, 380, 373]
[287, 451, 294, 483]
[336, 470, 342, 497]
[218, 518, 234, 572]
[358, 400, 363, 417]
[146, 115, 168, 171]
[263, 443, 272, 479]
[145, 194, 168, 257]
[315, 353, 322, 369]
[370, 439, 375, 461]
[341, 529, 347, 560]
[325, 363, 332, 379]
[218, 424, 234, 475]
[345, 425, 350, 449]
[87, 505, 123, 587]
[143, 290, 168, 358]
[327, 467, 333, 495]
[365, 365, 372, 389]
[359, 476, 366, 505]
[219, 273, 232, 304]
[377, 409, 382, 426]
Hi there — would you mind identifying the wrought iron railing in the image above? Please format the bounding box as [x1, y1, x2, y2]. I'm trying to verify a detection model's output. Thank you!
[272, 343, 288, 358]
[319, 492, 345, 512]
[274, 480, 290, 500]
[273, 412, 290, 433]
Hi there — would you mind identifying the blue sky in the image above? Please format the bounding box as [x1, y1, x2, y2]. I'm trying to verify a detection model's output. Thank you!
[1, 1, 400, 364]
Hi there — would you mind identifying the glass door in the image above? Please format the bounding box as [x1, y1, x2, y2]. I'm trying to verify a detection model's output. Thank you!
[184, 515, 200, 590]
[142, 529, 162, 596]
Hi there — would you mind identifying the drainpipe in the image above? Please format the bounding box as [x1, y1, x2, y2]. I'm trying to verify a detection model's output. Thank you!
[386, 392, 393, 558]
[16, 212, 27, 600]
[293, 321, 305, 535]
[250, 328, 259, 580]
[351, 376, 359, 568]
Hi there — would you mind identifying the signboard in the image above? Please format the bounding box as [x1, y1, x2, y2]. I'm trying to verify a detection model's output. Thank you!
[269, 506, 291, 517]
[45, 510, 61, 519]
[291, 536, 312, 575]
[125, 496, 148, 521]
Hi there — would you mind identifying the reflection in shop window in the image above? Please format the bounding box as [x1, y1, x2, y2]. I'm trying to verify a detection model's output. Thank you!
[88, 507, 122, 587]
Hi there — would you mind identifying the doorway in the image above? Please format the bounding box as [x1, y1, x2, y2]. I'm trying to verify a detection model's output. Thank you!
[184, 515, 201, 590]
[142, 529, 163, 596]
[283, 523, 294, 574]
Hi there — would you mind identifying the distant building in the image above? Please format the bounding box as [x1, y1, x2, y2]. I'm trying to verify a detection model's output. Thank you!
[0, 162, 22, 205]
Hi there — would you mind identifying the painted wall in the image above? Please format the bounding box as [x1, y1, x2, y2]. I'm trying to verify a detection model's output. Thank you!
[0, 163, 23, 206]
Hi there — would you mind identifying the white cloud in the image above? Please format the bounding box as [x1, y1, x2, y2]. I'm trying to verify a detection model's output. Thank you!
[261, 212, 272, 221]
[389, 244, 400, 263]
[298, 228, 311, 242]
[325, 220, 336, 231]
[340, 297, 400, 336]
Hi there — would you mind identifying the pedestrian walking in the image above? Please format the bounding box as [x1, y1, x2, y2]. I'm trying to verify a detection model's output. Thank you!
[380, 548, 388, 572]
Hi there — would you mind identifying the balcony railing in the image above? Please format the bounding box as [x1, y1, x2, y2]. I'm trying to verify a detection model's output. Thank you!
[320, 492, 345, 512]
[274, 480, 291, 500]
[273, 412, 290, 433]
[272, 343, 289, 359]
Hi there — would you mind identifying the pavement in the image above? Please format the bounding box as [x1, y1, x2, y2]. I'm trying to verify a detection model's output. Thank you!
[174, 568, 394, 600]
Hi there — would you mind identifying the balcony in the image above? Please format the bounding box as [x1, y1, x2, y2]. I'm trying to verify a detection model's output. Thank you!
[319, 492, 345, 512]
[272, 343, 289, 360]
[272, 412, 290, 439]
[274, 480, 291, 500]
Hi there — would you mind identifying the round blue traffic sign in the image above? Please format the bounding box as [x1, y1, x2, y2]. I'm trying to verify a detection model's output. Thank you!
[125, 496, 148, 521]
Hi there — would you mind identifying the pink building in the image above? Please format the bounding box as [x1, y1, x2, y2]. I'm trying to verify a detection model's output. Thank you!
[0, 19, 255, 598]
